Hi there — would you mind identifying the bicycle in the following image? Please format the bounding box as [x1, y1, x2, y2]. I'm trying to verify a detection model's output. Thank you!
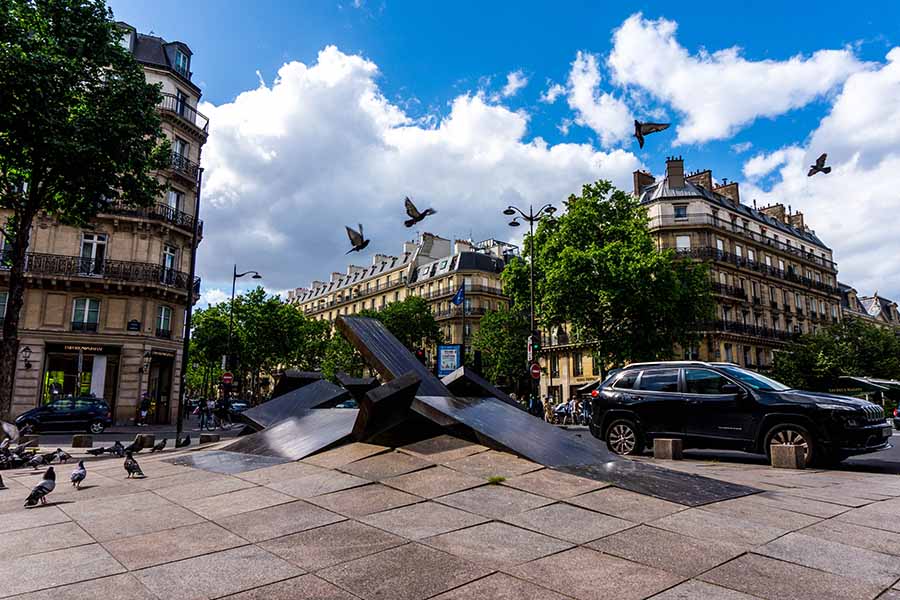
[205, 410, 233, 431]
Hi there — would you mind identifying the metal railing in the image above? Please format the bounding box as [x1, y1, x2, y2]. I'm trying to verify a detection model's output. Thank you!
[158, 93, 209, 133]
[711, 282, 746, 300]
[71, 321, 98, 333]
[103, 201, 201, 234]
[702, 319, 798, 342]
[651, 213, 837, 271]
[675, 247, 841, 295]
[418, 284, 506, 300]
[170, 152, 201, 184]
[434, 307, 487, 320]
[156, 328, 172, 339]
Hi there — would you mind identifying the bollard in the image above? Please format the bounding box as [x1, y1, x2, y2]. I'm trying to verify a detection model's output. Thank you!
[71, 435, 93, 448]
[770, 444, 805, 469]
[134, 434, 155, 450]
[20, 434, 39, 447]
[199, 433, 220, 444]
[653, 438, 683, 460]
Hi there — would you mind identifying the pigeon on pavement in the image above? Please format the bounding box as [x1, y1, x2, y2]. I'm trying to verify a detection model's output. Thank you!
[123, 441, 141, 454]
[28, 454, 47, 470]
[807, 153, 831, 176]
[47, 448, 71, 464]
[111, 441, 125, 457]
[24, 467, 55, 507]
[175, 434, 190, 448]
[150, 438, 167, 453]
[124, 452, 145, 478]
[633, 120, 670, 149]
[403, 197, 437, 228]
[70, 461, 87, 489]
[86, 446, 106, 456]
[345, 224, 370, 254]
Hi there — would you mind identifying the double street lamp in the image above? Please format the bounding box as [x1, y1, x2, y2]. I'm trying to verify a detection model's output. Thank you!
[503, 204, 556, 409]
[226, 265, 262, 400]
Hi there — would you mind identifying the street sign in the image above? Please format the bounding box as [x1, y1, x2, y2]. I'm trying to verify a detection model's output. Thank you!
[530, 362, 541, 380]
[222, 372, 234, 385]
[527, 336, 533, 362]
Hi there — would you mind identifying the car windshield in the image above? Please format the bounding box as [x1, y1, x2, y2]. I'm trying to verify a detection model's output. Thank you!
[716, 365, 791, 391]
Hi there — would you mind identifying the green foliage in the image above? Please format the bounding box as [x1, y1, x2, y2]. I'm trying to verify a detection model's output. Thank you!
[772, 318, 900, 392]
[486, 475, 506, 485]
[369, 296, 442, 350]
[472, 307, 530, 387]
[321, 333, 365, 382]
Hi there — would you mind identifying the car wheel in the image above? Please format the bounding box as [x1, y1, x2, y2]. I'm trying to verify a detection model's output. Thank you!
[89, 420, 105, 435]
[605, 419, 643, 456]
[765, 424, 815, 467]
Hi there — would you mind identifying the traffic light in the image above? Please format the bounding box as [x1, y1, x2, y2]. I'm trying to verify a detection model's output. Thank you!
[415, 348, 426, 365]
[531, 331, 541, 354]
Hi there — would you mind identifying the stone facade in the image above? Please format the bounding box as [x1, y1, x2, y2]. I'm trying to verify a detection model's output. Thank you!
[840, 284, 900, 332]
[0, 22, 207, 424]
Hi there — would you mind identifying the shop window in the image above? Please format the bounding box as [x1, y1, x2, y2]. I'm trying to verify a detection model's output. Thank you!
[72, 298, 100, 332]
[156, 306, 172, 338]
[572, 351, 583, 377]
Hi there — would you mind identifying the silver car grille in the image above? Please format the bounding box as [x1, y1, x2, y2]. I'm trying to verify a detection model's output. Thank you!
[861, 404, 884, 423]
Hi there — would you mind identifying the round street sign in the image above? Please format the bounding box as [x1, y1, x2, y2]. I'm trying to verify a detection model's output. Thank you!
[222, 372, 234, 385]
[530, 363, 541, 380]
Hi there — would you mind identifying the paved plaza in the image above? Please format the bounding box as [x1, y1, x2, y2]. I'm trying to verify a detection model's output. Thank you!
[2, 435, 900, 599]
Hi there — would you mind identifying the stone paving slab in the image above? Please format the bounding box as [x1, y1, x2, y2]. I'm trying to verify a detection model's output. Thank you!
[302, 442, 389, 468]
[836, 500, 900, 534]
[430, 572, 573, 599]
[652, 507, 788, 548]
[566, 487, 685, 523]
[267, 470, 370, 499]
[223, 574, 362, 599]
[382, 465, 485, 499]
[215, 499, 345, 542]
[154, 474, 258, 503]
[188, 486, 295, 520]
[423, 521, 572, 569]
[307, 483, 422, 517]
[435, 484, 552, 519]
[259, 520, 406, 571]
[360, 500, 488, 540]
[4, 573, 157, 600]
[502, 467, 608, 499]
[750, 491, 851, 518]
[502, 502, 634, 544]
[649, 580, 761, 600]
[506, 546, 684, 600]
[317, 542, 492, 600]
[0, 521, 93, 558]
[102, 521, 246, 571]
[0, 505, 70, 534]
[801, 518, 900, 556]
[442, 450, 543, 479]
[589, 524, 745, 578]
[0, 543, 126, 598]
[755, 531, 900, 586]
[339, 451, 433, 480]
[133, 545, 302, 600]
[234, 460, 327, 485]
[58, 490, 204, 541]
[700, 495, 823, 530]
[398, 435, 489, 464]
[700, 553, 884, 600]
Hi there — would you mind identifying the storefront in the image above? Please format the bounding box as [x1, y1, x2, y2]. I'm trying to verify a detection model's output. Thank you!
[41, 343, 121, 411]
[146, 348, 176, 424]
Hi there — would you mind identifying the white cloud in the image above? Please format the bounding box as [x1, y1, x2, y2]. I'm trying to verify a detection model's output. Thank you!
[742, 147, 803, 180]
[198, 46, 640, 294]
[500, 70, 529, 98]
[608, 13, 867, 144]
[565, 51, 633, 147]
[731, 141, 753, 154]
[742, 48, 900, 298]
[540, 81, 566, 104]
[199, 288, 229, 308]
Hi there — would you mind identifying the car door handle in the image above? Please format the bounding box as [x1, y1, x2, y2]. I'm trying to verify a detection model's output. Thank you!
[686, 399, 702, 405]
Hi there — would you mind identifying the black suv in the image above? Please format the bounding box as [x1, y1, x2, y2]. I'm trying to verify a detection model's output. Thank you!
[15, 397, 112, 434]
[590, 361, 891, 467]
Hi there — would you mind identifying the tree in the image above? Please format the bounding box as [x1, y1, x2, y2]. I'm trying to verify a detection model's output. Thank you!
[512, 181, 714, 366]
[0, 0, 170, 419]
[472, 306, 530, 391]
[772, 318, 900, 391]
[370, 296, 442, 351]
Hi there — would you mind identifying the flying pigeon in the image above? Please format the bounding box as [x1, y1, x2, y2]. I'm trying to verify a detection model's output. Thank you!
[70, 461, 87, 489]
[1, 420, 18, 444]
[86, 446, 106, 456]
[0, 438, 9, 451]
[403, 197, 437, 228]
[633, 120, 670, 149]
[345, 224, 370, 254]
[807, 153, 831, 177]
[111, 441, 125, 457]
[124, 452, 145, 478]
[24, 467, 55, 507]
[28, 453, 47, 470]
[175, 434, 190, 448]
[150, 438, 167, 453]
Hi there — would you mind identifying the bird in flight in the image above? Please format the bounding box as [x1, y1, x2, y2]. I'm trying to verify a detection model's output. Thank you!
[634, 120, 670, 149]
[404, 197, 437, 228]
[345, 224, 370, 254]
[807, 153, 831, 177]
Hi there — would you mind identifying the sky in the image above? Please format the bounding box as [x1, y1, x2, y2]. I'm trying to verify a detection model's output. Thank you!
[107, 0, 900, 306]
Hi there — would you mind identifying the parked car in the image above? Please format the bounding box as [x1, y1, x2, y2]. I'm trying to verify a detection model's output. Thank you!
[228, 402, 250, 417]
[15, 397, 113, 434]
[893, 408, 899, 430]
[590, 361, 892, 467]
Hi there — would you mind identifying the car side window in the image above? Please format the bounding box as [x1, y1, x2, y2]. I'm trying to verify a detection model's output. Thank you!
[612, 371, 638, 389]
[684, 369, 731, 394]
[636, 369, 679, 393]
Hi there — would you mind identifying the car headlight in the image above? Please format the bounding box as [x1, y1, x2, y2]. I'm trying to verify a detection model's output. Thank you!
[815, 403, 855, 411]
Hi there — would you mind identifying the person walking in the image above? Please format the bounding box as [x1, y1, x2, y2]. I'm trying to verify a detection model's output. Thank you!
[138, 393, 151, 427]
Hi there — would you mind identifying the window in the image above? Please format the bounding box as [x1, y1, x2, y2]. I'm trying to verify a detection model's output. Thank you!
[719, 272, 727, 285]
[612, 371, 638, 390]
[684, 369, 730, 394]
[175, 89, 189, 117]
[724, 343, 734, 363]
[778, 259, 785, 272]
[743, 346, 752, 366]
[157, 305, 172, 337]
[674, 204, 688, 219]
[162, 244, 178, 285]
[166, 190, 183, 213]
[591, 354, 599, 376]
[550, 354, 560, 378]
[72, 298, 100, 332]
[0, 291, 6, 320]
[676, 235, 691, 250]
[572, 351, 583, 377]
[636, 369, 679, 392]
[173, 137, 189, 159]
[716, 239, 725, 253]
[748, 249, 756, 262]
[735, 245, 742, 258]
[174, 49, 190, 77]
[79, 233, 107, 275]
[765, 255, 772, 267]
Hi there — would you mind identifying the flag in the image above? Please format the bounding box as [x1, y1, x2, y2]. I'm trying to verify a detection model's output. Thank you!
[451, 284, 465, 306]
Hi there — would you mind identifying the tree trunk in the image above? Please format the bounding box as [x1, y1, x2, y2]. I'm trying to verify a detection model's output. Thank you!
[0, 208, 36, 421]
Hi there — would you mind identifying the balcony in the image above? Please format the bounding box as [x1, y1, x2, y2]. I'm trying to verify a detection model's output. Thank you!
[158, 93, 209, 134]
[156, 328, 172, 339]
[71, 321, 98, 333]
[419, 284, 506, 301]
[652, 213, 837, 272]
[703, 319, 798, 342]
[711, 282, 746, 300]
[169, 152, 201, 185]
[103, 201, 201, 235]
[434, 307, 488, 320]
[674, 247, 841, 295]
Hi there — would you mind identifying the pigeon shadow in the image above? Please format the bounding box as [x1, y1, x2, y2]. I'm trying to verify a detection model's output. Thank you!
[75, 485, 98, 491]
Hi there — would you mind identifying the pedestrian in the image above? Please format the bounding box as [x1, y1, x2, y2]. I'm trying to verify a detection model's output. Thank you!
[542, 395, 554, 423]
[138, 393, 150, 427]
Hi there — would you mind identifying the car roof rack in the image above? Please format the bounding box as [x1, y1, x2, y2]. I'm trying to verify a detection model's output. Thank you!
[622, 360, 711, 369]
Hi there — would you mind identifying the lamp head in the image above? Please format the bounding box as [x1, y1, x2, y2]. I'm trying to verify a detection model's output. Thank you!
[508, 220, 520, 227]
[252, 273, 262, 279]
[503, 208, 516, 216]
[545, 206, 557, 214]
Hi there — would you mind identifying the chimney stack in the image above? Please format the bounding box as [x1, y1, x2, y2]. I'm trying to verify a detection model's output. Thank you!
[760, 203, 786, 223]
[312, 280, 326, 290]
[633, 170, 656, 196]
[665, 156, 685, 189]
[331, 272, 343, 283]
[372, 253, 394, 266]
[789, 211, 805, 230]
[455, 239, 475, 254]
[686, 169, 713, 190]
[715, 180, 740, 206]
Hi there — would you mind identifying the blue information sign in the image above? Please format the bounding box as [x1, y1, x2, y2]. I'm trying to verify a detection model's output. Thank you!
[437, 344, 463, 377]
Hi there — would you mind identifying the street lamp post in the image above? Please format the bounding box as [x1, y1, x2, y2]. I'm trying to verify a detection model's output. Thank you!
[227, 265, 262, 401]
[503, 203, 556, 411]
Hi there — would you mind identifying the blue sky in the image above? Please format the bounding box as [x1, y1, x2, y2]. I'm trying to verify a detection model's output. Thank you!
[107, 1, 900, 302]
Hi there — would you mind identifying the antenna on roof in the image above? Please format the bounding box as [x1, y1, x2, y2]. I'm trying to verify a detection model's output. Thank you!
[753, 199, 757, 209]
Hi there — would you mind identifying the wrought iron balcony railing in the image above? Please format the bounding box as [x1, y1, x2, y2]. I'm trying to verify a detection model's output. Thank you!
[156, 328, 172, 339]
[702, 319, 799, 342]
[710, 282, 746, 300]
[170, 152, 201, 184]
[434, 307, 488, 320]
[71, 321, 98, 333]
[103, 201, 201, 234]
[158, 93, 209, 133]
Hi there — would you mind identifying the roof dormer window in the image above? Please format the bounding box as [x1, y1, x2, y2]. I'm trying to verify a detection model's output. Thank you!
[174, 49, 190, 77]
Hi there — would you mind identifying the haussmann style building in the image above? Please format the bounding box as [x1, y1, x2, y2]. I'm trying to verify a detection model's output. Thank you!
[1, 22, 207, 424]
[539, 157, 842, 403]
